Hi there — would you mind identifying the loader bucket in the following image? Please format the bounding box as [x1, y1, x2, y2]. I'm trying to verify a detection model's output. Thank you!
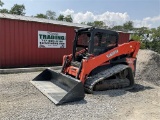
[30, 68, 85, 105]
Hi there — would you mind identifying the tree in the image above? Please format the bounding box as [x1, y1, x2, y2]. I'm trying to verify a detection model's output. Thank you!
[87, 22, 94, 26]
[151, 26, 160, 41]
[81, 22, 86, 25]
[46, 10, 56, 20]
[134, 27, 151, 49]
[87, 21, 105, 28]
[111, 25, 123, 31]
[150, 26, 160, 53]
[123, 21, 133, 32]
[57, 14, 65, 21]
[131, 34, 146, 49]
[93, 21, 105, 28]
[136, 27, 150, 36]
[34, 10, 56, 19]
[10, 4, 25, 15]
[64, 15, 73, 22]
[0, 0, 4, 7]
[35, 13, 47, 19]
[57, 14, 73, 22]
[0, 8, 9, 13]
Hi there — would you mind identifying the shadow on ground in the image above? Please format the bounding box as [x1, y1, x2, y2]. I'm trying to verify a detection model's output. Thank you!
[61, 99, 87, 106]
[128, 84, 153, 92]
[47, 84, 154, 106]
[92, 84, 154, 97]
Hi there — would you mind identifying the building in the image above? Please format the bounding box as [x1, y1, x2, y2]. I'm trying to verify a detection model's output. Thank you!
[0, 13, 130, 68]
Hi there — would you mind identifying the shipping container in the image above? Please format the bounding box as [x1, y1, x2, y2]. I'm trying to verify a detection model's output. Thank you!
[0, 13, 130, 68]
[118, 32, 130, 44]
[0, 13, 89, 68]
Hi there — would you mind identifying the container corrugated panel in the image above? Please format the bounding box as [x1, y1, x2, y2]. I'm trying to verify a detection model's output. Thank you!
[118, 32, 130, 44]
[0, 15, 130, 68]
[0, 18, 76, 68]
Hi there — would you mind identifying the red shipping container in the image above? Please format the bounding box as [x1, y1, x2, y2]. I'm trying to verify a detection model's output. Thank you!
[0, 14, 130, 68]
[0, 14, 89, 68]
[118, 32, 130, 44]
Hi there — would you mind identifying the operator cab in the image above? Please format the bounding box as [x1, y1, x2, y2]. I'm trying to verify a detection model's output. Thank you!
[93, 31, 118, 56]
[72, 27, 119, 63]
[75, 31, 90, 62]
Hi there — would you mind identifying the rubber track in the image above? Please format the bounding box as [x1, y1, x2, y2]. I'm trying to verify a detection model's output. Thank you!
[84, 64, 134, 93]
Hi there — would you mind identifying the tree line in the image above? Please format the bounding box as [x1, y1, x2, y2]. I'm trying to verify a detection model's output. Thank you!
[82, 21, 159, 53]
[0, 0, 159, 53]
[0, 1, 72, 22]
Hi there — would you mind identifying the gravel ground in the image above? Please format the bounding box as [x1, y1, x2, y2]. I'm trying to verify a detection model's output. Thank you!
[0, 50, 160, 120]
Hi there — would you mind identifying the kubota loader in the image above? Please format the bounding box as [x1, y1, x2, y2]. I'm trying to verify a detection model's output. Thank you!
[30, 27, 140, 105]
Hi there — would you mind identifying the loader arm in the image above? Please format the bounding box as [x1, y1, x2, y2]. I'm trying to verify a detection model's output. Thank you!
[79, 41, 140, 83]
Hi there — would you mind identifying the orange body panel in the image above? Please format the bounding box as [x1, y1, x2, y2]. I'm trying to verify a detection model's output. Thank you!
[63, 41, 140, 84]
[66, 66, 79, 76]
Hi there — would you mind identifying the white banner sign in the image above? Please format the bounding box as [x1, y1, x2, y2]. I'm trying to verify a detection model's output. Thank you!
[38, 31, 66, 48]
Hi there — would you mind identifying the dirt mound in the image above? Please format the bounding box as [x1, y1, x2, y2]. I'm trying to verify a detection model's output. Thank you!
[135, 49, 160, 86]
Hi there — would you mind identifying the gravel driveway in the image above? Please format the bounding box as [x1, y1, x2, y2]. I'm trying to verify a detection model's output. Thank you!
[0, 50, 160, 120]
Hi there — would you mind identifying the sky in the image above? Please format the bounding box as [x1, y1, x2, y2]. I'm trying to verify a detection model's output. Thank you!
[1, 0, 160, 28]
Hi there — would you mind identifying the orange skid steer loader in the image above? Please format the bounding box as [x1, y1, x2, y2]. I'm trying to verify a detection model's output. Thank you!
[30, 27, 140, 105]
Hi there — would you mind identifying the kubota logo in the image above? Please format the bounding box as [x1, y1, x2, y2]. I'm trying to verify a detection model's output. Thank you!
[106, 50, 119, 58]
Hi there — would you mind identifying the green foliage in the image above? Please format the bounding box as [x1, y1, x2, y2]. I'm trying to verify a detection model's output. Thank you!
[151, 26, 160, 41]
[86, 21, 106, 28]
[0, 8, 9, 13]
[46, 10, 56, 20]
[86, 22, 94, 26]
[150, 40, 160, 53]
[94, 21, 106, 28]
[111, 25, 123, 31]
[81, 22, 86, 25]
[57, 14, 73, 22]
[10, 4, 25, 15]
[35, 13, 47, 19]
[149, 27, 160, 53]
[140, 42, 147, 49]
[64, 15, 73, 22]
[131, 34, 141, 41]
[0, 0, 4, 7]
[131, 34, 146, 49]
[111, 21, 134, 32]
[123, 21, 133, 32]
[136, 27, 150, 36]
[35, 10, 56, 19]
[0, 2, 25, 15]
[0, 0, 8, 14]
[57, 14, 64, 21]
[131, 26, 160, 53]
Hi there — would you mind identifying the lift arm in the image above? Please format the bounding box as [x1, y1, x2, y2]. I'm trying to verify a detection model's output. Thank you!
[79, 41, 140, 83]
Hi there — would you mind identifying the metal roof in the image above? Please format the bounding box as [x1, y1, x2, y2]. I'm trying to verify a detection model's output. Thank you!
[0, 13, 90, 28]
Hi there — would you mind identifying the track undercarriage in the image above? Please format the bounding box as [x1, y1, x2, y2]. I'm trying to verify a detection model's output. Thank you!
[84, 64, 134, 93]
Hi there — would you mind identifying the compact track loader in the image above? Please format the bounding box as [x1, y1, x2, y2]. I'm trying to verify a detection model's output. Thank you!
[31, 27, 140, 105]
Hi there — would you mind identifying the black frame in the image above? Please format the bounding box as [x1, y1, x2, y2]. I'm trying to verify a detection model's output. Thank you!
[72, 27, 119, 61]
